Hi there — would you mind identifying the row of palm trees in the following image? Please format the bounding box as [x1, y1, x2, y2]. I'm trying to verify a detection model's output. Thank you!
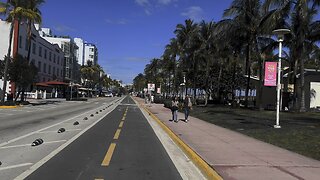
[80, 61, 121, 92]
[0, 0, 44, 102]
[133, 0, 320, 111]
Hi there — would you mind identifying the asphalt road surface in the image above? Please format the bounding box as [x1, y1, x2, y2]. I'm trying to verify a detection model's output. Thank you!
[24, 96, 182, 180]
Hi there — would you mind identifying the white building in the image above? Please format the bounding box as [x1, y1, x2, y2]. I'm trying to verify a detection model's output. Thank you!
[84, 43, 98, 65]
[0, 19, 64, 95]
[74, 38, 85, 66]
[39, 28, 79, 82]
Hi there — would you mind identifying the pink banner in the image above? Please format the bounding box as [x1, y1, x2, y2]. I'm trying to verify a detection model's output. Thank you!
[264, 62, 277, 86]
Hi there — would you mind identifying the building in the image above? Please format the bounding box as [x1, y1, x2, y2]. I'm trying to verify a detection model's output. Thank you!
[0, 19, 64, 95]
[74, 38, 85, 66]
[84, 43, 98, 65]
[39, 28, 79, 83]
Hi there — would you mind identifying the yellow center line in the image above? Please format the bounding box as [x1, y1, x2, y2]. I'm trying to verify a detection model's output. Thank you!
[101, 143, 116, 166]
[113, 129, 121, 140]
[95, 178, 104, 180]
[119, 121, 124, 128]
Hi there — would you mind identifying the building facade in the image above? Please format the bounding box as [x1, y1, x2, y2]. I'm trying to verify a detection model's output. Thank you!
[0, 20, 64, 95]
[74, 38, 85, 66]
[39, 28, 79, 83]
[84, 43, 98, 65]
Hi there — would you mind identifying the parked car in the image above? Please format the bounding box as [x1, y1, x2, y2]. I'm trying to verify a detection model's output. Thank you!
[105, 93, 113, 97]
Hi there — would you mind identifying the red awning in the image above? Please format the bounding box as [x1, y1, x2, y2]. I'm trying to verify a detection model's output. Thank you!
[35, 82, 50, 87]
[45, 81, 69, 85]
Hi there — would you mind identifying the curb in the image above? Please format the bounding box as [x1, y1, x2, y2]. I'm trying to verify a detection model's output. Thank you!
[0, 105, 18, 109]
[142, 105, 223, 180]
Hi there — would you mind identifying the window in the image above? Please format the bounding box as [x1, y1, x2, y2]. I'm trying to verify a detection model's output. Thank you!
[54, 54, 56, 63]
[57, 68, 59, 76]
[57, 56, 60, 65]
[32, 43, 36, 54]
[48, 65, 51, 74]
[53, 67, 55, 76]
[43, 63, 47, 73]
[43, 77, 45, 82]
[19, 36, 22, 48]
[61, 69, 63, 77]
[90, 48, 94, 52]
[49, 52, 52, 61]
[38, 61, 41, 72]
[44, 49, 47, 59]
[89, 55, 94, 58]
[39, 46, 42, 57]
[25, 38, 28, 51]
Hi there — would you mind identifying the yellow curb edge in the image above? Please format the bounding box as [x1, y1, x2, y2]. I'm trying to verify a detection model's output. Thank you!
[0, 105, 18, 109]
[142, 105, 223, 180]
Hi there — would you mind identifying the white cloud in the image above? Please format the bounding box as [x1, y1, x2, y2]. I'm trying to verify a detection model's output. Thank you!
[181, 6, 204, 21]
[135, 0, 177, 15]
[158, 0, 173, 5]
[135, 0, 150, 7]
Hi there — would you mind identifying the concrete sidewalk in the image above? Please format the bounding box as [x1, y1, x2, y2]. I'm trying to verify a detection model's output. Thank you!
[134, 97, 320, 180]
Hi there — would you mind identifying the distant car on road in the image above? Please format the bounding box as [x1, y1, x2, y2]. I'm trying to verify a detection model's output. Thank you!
[105, 93, 113, 97]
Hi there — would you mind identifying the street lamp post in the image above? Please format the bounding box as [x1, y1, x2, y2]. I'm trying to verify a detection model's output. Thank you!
[272, 29, 290, 128]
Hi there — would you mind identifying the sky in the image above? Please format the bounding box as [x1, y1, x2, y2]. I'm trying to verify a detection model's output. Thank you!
[39, 0, 233, 84]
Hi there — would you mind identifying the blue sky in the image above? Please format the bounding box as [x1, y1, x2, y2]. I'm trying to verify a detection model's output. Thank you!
[39, 0, 233, 84]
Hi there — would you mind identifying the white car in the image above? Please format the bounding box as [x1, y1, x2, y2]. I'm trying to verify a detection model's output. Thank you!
[105, 93, 113, 97]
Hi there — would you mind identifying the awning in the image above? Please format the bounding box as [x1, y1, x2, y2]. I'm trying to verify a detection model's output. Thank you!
[35, 82, 50, 87]
[46, 81, 69, 85]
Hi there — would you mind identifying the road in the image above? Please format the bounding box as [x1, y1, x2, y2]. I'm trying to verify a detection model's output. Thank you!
[0, 96, 203, 180]
[24, 96, 182, 180]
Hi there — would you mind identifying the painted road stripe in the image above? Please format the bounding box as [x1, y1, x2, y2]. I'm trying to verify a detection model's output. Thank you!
[113, 129, 121, 140]
[119, 121, 124, 128]
[0, 163, 33, 171]
[101, 143, 116, 166]
[0, 140, 67, 149]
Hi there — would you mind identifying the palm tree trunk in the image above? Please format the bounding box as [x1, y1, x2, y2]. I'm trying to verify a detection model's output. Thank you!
[27, 21, 32, 63]
[1, 22, 14, 102]
[300, 58, 306, 112]
[245, 44, 251, 108]
[293, 56, 299, 111]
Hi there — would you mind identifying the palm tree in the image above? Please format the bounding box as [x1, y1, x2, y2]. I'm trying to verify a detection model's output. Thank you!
[223, 0, 284, 108]
[0, 0, 44, 102]
[24, 0, 44, 63]
[1, 0, 24, 102]
[174, 19, 199, 98]
[163, 38, 179, 94]
[265, 0, 320, 111]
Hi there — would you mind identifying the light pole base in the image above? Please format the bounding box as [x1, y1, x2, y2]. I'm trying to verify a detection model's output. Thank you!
[274, 125, 281, 128]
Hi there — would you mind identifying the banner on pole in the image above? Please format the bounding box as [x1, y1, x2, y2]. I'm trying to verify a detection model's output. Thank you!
[147, 83, 155, 91]
[264, 62, 277, 86]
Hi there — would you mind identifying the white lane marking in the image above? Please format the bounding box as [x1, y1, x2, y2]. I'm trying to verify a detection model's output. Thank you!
[0, 112, 14, 116]
[0, 140, 67, 149]
[37, 129, 82, 134]
[0, 100, 119, 148]
[14, 98, 126, 180]
[0, 163, 33, 171]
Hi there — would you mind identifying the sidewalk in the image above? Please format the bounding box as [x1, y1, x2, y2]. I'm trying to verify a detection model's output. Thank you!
[134, 97, 320, 180]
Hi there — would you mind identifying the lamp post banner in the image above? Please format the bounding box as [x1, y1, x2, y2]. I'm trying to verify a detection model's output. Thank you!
[264, 62, 277, 86]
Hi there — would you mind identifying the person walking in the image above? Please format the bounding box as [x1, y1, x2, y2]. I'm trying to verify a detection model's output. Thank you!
[184, 95, 192, 122]
[171, 97, 179, 122]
